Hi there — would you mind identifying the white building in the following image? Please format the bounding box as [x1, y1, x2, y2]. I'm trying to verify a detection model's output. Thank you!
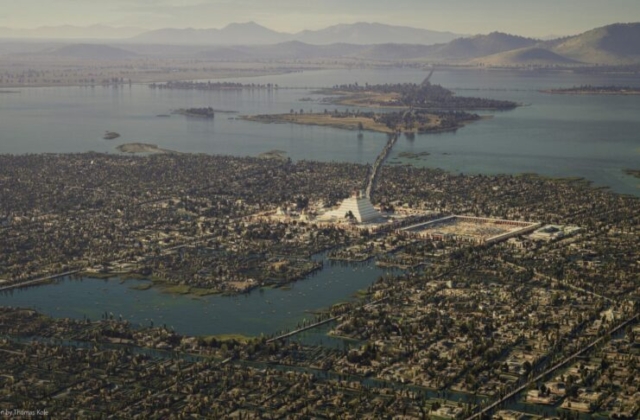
[321, 191, 382, 223]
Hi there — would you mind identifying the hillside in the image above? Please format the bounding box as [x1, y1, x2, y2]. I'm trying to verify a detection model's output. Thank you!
[294, 22, 461, 45]
[433, 32, 538, 61]
[547, 23, 640, 64]
[470, 47, 582, 66]
[7, 22, 640, 67]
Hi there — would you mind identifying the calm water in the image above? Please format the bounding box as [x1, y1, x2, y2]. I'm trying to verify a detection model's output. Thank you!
[1, 68, 639, 337]
[0, 256, 399, 337]
[1, 68, 639, 195]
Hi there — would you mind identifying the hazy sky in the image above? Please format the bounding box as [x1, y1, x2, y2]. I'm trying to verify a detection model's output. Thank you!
[3, 0, 640, 37]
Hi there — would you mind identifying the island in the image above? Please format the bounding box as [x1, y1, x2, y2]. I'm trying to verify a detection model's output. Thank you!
[243, 109, 481, 134]
[103, 131, 121, 140]
[116, 143, 178, 154]
[542, 85, 640, 95]
[243, 81, 509, 134]
[625, 169, 640, 179]
[316, 81, 519, 110]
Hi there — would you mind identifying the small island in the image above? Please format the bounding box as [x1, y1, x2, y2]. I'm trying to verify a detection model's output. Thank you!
[542, 85, 640, 95]
[116, 143, 178, 154]
[172, 107, 215, 118]
[625, 169, 640, 179]
[103, 131, 121, 140]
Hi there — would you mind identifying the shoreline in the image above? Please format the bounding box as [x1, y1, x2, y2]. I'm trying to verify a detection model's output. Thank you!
[116, 143, 181, 154]
[541, 89, 640, 95]
[0, 69, 297, 90]
[2, 65, 639, 90]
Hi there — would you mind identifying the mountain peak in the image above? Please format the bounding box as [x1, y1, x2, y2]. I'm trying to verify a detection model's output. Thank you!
[222, 21, 266, 30]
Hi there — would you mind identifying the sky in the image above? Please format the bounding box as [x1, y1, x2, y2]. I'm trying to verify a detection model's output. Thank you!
[2, 0, 640, 37]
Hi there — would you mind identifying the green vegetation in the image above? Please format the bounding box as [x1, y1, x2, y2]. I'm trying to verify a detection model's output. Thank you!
[160, 284, 191, 295]
[129, 282, 153, 291]
[189, 287, 222, 296]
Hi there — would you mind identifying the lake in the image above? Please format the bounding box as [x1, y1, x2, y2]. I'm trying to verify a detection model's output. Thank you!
[0, 255, 400, 337]
[1, 67, 639, 337]
[1, 68, 639, 195]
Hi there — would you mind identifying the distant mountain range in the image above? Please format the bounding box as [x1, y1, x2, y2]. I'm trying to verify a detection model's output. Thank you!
[0, 22, 463, 46]
[130, 22, 464, 46]
[8, 22, 640, 67]
[0, 25, 145, 39]
[189, 24, 640, 65]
